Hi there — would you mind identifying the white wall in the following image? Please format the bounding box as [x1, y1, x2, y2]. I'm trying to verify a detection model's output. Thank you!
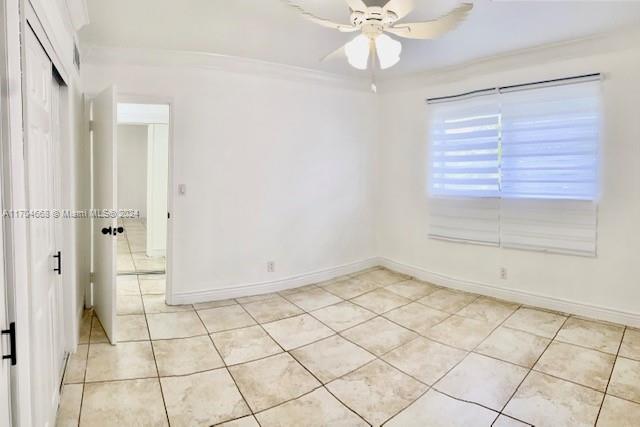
[146, 124, 168, 256]
[376, 31, 640, 325]
[82, 58, 377, 300]
[117, 124, 148, 217]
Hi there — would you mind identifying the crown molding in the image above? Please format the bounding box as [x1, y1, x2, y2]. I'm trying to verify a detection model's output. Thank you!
[81, 45, 372, 92]
[377, 24, 640, 92]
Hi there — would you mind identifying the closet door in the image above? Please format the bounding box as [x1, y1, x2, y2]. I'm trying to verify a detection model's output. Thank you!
[23, 25, 65, 426]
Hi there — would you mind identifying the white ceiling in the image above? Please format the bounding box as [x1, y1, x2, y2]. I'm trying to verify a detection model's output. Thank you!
[79, 0, 640, 77]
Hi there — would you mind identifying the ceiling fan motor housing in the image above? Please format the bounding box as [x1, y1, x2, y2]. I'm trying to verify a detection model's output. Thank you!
[350, 7, 398, 33]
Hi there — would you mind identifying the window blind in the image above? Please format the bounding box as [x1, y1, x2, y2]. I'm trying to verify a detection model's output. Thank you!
[427, 76, 601, 255]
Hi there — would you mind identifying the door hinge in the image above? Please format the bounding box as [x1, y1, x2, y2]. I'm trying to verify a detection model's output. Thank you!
[89, 272, 95, 282]
[2, 322, 17, 366]
[88, 120, 95, 132]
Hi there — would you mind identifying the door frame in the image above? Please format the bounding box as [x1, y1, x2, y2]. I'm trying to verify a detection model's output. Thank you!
[115, 94, 175, 303]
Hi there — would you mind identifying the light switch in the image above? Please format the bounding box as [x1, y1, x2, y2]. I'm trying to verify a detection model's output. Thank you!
[178, 184, 186, 195]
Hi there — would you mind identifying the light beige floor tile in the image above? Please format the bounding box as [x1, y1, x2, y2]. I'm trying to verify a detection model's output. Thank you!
[608, 357, 640, 403]
[291, 335, 375, 383]
[256, 388, 367, 427]
[262, 314, 334, 350]
[436, 353, 528, 410]
[198, 305, 256, 333]
[228, 353, 320, 412]
[620, 328, 640, 361]
[503, 371, 603, 427]
[476, 326, 550, 368]
[493, 415, 532, 427]
[322, 277, 379, 299]
[147, 311, 207, 340]
[342, 317, 417, 356]
[284, 288, 342, 311]
[117, 315, 150, 342]
[217, 416, 260, 427]
[326, 359, 427, 426]
[504, 307, 567, 338]
[85, 341, 157, 382]
[242, 295, 303, 323]
[354, 268, 408, 286]
[235, 293, 279, 304]
[383, 302, 449, 335]
[417, 289, 477, 313]
[534, 341, 615, 391]
[78, 310, 92, 344]
[161, 369, 250, 426]
[89, 317, 109, 343]
[384, 279, 439, 300]
[212, 325, 282, 365]
[64, 344, 88, 384]
[138, 276, 166, 295]
[278, 284, 318, 296]
[426, 315, 495, 351]
[385, 389, 498, 427]
[310, 301, 376, 331]
[132, 252, 166, 272]
[351, 289, 411, 314]
[117, 275, 141, 296]
[457, 297, 519, 325]
[142, 294, 193, 314]
[117, 294, 144, 315]
[80, 378, 168, 426]
[382, 337, 467, 385]
[56, 384, 83, 427]
[117, 253, 136, 273]
[556, 317, 624, 354]
[193, 299, 237, 310]
[597, 394, 640, 427]
[153, 335, 224, 376]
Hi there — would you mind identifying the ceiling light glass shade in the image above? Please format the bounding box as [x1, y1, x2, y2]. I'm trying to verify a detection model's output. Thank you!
[375, 34, 402, 70]
[344, 34, 370, 70]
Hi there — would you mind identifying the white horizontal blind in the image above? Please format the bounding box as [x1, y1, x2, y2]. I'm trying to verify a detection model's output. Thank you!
[501, 199, 597, 256]
[500, 81, 600, 200]
[429, 197, 500, 245]
[499, 80, 600, 255]
[427, 77, 600, 255]
[429, 94, 501, 197]
[428, 94, 501, 244]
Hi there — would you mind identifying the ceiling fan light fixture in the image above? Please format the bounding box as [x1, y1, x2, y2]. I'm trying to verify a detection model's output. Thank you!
[375, 34, 401, 69]
[344, 34, 370, 70]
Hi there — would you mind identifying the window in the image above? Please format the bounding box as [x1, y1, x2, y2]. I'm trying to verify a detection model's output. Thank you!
[427, 76, 601, 256]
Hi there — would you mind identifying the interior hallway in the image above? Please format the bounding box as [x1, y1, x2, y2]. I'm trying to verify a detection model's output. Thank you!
[56, 268, 640, 426]
[117, 218, 166, 274]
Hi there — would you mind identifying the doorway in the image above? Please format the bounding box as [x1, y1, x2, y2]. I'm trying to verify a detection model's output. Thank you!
[115, 103, 170, 341]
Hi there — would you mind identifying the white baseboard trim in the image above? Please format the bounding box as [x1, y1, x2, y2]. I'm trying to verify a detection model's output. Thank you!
[170, 257, 379, 305]
[379, 257, 640, 328]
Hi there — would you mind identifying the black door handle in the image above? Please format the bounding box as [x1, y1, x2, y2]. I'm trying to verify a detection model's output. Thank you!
[101, 226, 125, 236]
[53, 251, 61, 275]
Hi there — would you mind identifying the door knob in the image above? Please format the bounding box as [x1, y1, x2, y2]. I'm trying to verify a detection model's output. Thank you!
[101, 226, 125, 236]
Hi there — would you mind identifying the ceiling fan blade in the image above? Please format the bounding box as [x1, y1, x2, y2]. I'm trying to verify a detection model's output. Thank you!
[386, 3, 472, 39]
[321, 44, 347, 62]
[344, 0, 368, 12]
[382, 0, 415, 20]
[281, 0, 358, 32]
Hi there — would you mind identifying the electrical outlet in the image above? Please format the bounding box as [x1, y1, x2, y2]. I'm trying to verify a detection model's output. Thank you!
[267, 261, 275, 273]
[500, 267, 507, 280]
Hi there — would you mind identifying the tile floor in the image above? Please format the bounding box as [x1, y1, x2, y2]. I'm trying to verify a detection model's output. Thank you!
[117, 218, 166, 274]
[58, 267, 640, 426]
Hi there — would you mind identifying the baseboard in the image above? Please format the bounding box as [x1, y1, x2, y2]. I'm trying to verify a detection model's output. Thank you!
[170, 257, 379, 305]
[146, 248, 165, 257]
[379, 257, 640, 328]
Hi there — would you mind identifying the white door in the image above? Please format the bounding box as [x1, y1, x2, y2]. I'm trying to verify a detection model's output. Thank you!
[23, 27, 65, 426]
[92, 86, 118, 344]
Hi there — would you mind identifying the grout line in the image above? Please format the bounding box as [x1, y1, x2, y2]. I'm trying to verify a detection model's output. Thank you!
[593, 325, 626, 426]
[193, 305, 259, 426]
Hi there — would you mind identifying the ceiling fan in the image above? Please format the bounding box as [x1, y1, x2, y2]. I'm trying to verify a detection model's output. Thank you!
[282, 0, 473, 72]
